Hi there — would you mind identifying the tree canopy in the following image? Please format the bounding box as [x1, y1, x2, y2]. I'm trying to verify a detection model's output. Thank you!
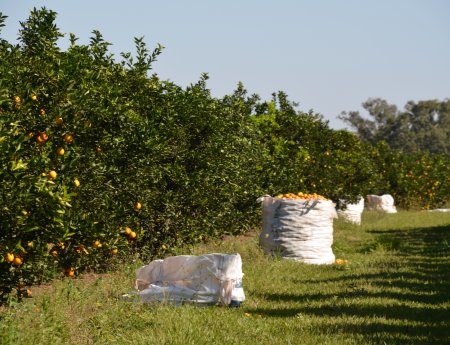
[339, 98, 450, 155]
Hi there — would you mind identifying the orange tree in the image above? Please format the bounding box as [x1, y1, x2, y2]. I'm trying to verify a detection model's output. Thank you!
[0, 8, 262, 299]
[369, 143, 450, 209]
[249, 91, 378, 203]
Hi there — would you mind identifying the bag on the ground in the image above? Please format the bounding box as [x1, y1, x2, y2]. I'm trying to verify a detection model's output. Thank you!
[259, 196, 337, 264]
[366, 194, 397, 213]
[337, 197, 364, 224]
[124, 253, 245, 306]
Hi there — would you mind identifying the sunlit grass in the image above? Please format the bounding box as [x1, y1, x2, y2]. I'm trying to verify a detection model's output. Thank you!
[1, 210, 449, 345]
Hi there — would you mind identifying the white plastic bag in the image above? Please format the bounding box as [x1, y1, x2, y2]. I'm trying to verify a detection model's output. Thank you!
[259, 196, 337, 264]
[337, 197, 364, 224]
[366, 194, 397, 213]
[125, 253, 245, 306]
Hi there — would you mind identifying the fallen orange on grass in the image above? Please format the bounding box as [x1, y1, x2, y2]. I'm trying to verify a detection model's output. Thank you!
[335, 259, 349, 265]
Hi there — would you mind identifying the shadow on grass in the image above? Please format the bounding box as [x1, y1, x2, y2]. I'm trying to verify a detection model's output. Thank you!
[253, 224, 450, 345]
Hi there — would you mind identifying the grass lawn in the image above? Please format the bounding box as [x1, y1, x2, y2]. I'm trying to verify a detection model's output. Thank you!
[1, 210, 449, 345]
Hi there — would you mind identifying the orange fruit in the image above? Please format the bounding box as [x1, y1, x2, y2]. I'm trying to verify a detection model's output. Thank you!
[5, 252, 14, 263]
[134, 202, 142, 211]
[51, 250, 58, 257]
[39, 109, 46, 116]
[36, 132, 48, 144]
[124, 227, 132, 236]
[95, 146, 102, 153]
[63, 133, 73, 144]
[13, 257, 23, 266]
[65, 268, 75, 277]
[129, 231, 137, 239]
[110, 248, 118, 255]
[48, 170, 57, 180]
[55, 117, 63, 125]
[93, 240, 102, 249]
[56, 147, 65, 156]
[73, 179, 80, 187]
[31, 95, 37, 101]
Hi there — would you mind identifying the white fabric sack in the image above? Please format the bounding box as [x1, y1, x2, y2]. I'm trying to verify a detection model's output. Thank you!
[337, 197, 364, 224]
[125, 253, 245, 306]
[259, 196, 337, 264]
[366, 194, 397, 213]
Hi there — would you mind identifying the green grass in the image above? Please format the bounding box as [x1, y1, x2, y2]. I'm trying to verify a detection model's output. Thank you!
[1, 210, 449, 345]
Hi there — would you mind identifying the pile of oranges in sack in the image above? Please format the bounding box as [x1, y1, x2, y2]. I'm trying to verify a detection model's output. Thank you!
[275, 192, 329, 200]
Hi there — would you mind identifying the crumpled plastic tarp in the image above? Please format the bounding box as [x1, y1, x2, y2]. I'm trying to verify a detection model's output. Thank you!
[123, 253, 245, 307]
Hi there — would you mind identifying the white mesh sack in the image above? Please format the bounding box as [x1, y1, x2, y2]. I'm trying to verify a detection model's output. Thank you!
[337, 197, 365, 225]
[366, 194, 397, 213]
[258, 196, 337, 264]
[124, 253, 245, 306]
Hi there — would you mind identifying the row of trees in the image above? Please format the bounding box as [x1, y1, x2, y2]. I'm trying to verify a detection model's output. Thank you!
[0, 8, 449, 300]
[340, 98, 450, 155]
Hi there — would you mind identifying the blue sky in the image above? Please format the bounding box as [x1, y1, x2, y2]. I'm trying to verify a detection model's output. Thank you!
[2, 0, 449, 129]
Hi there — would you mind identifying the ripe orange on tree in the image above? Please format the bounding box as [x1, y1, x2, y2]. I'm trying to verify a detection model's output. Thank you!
[63, 133, 73, 144]
[134, 202, 142, 211]
[55, 116, 63, 125]
[73, 179, 80, 187]
[36, 132, 48, 144]
[4, 252, 14, 263]
[48, 170, 57, 180]
[56, 147, 65, 156]
[13, 257, 23, 266]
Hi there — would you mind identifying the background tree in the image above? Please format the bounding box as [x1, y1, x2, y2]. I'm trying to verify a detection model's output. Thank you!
[339, 98, 450, 155]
